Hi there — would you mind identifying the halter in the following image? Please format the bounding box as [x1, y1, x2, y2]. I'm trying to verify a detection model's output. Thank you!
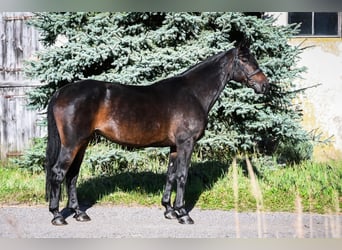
[232, 48, 261, 88]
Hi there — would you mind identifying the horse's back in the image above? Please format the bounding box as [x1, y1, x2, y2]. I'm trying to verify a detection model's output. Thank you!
[52, 79, 110, 102]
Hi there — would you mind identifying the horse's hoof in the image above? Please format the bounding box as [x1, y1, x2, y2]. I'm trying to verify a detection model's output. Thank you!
[178, 215, 194, 224]
[74, 212, 91, 222]
[51, 216, 68, 226]
[164, 210, 178, 220]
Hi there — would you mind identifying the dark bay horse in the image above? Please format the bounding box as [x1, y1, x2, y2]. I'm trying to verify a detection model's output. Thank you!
[45, 45, 269, 225]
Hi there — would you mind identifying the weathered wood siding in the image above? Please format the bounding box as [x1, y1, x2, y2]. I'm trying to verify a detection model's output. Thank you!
[0, 12, 45, 159]
[0, 83, 45, 159]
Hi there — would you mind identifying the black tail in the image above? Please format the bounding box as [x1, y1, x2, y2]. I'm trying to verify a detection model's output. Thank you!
[45, 95, 61, 202]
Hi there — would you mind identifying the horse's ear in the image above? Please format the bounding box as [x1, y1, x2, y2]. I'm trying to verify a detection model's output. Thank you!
[237, 37, 251, 49]
[230, 29, 246, 48]
[236, 38, 250, 58]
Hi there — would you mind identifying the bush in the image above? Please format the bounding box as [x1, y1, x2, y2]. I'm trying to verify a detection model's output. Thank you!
[84, 141, 169, 176]
[13, 138, 46, 174]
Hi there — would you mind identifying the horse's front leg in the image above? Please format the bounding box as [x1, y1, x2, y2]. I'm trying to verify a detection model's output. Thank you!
[162, 146, 178, 220]
[173, 138, 195, 224]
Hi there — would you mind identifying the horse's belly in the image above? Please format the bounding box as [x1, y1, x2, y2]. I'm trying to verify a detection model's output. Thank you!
[95, 121, 174, 148]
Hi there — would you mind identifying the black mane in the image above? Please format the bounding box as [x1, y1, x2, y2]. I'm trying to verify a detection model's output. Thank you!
[179, 49, 234, 76]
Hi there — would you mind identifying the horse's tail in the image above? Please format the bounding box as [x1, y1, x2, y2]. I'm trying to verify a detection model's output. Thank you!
[45, 95, 61, 202]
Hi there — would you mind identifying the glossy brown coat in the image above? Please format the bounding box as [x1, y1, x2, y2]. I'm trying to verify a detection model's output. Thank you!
[45, 46, 269, 225]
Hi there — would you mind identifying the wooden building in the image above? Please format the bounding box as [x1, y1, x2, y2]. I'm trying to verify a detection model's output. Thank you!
[0, 12, 45, 160]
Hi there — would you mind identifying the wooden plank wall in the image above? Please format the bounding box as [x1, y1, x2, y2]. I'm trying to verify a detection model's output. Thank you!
[0, 12, 45, 160]
[0, 84, 46, 159]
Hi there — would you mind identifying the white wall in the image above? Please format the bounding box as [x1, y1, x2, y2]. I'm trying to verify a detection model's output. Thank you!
[268, 12, 342, 160]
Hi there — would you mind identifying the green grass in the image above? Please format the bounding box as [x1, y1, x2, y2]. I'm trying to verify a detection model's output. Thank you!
[0, 159, 341, 214]
[0, 164, 45, 204]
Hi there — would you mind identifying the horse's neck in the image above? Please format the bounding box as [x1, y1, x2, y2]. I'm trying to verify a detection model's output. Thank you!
[187, 56, 233, 114]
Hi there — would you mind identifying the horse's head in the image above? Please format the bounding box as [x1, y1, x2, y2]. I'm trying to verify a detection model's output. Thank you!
[231, 46, 269, 94]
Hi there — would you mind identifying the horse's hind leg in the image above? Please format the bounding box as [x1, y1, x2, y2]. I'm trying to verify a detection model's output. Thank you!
[49, 146, 78, 225]
[162, 146, 178, 219]
[66, 144, 91, 222]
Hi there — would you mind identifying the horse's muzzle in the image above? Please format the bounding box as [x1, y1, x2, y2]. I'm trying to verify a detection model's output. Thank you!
[252, 81, 269, 94]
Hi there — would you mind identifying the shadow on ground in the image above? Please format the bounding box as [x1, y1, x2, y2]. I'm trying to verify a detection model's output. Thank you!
[74, 160, 230, 214]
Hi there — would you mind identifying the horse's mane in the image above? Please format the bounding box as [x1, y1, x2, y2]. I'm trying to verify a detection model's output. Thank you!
[178, 48, 234, 77]
[152, 48, 235, 86]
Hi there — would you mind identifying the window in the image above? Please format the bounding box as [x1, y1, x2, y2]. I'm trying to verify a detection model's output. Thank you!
[288, 12, 341, 37]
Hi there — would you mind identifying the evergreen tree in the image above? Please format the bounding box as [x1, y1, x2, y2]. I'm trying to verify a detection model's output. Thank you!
[25, 12, 312, 164]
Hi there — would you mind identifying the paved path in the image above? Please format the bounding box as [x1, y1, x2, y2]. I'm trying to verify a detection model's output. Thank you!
[0, 205, 341, 238]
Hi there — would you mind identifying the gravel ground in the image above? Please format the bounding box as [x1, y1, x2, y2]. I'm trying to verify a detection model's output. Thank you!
[0, 205, 341, 238]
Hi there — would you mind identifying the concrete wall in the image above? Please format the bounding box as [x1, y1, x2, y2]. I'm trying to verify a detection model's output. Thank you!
[269, 12, 342, 161]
